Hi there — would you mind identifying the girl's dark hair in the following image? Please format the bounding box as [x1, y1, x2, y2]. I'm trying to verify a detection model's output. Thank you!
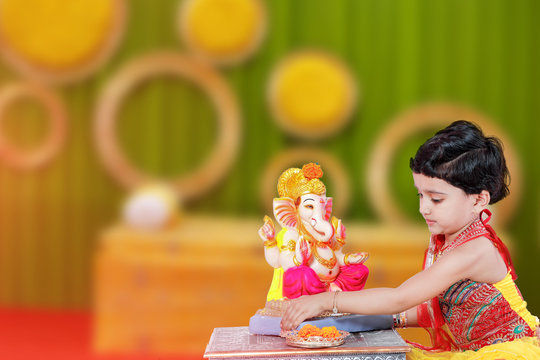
[409, 120, 510, 204]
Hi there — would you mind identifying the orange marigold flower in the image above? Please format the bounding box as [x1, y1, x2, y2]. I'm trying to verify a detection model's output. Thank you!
[297, 324, 342, 339]
[302, 163, 323, 180]
[298, 324, 321, 338]
[320, 326, 340, 339]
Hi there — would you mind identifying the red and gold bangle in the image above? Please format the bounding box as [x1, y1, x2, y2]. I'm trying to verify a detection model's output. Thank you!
[393, 311, 408, 328]
[400, 311, 408, 328]
[392, 314, 400, 328]
[293, 255, 301, 266]
[344, 253, 351, 265]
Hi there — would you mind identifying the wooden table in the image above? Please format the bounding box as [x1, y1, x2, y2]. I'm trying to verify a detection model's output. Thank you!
[204, 327, 410, 360]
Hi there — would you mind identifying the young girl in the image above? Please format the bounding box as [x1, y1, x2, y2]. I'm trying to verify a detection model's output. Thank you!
[281, 121, 540, 359]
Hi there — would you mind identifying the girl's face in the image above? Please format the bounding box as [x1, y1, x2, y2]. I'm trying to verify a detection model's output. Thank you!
[412, 173, 485, 241]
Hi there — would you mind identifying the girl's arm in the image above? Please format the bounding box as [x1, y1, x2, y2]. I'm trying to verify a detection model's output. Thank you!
[281, 238, 501, 330]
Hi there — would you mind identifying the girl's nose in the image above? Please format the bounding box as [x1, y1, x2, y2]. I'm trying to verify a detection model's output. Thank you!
[419, 200, 431, 215]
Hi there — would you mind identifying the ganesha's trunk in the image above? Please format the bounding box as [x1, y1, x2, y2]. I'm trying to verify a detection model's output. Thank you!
[307, 214, 334, 243]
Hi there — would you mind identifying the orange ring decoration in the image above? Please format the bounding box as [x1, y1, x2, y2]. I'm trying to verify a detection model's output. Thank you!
[94, 51, 241, 202]
[261, 147, 351, 218]
[0, 0, 126, 85]
[267, 50, 358, 140]
[0, 82, 67, 170]
[366, 103, 522, 228]
[178, 0, 267, 66]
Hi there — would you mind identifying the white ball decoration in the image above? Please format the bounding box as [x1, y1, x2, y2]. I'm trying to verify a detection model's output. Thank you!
[122, 184, 179, 230]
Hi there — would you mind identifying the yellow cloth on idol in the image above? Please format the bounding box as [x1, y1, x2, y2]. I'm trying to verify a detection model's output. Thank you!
[266, 228, 286, 301]
[407, 337, 540, 360]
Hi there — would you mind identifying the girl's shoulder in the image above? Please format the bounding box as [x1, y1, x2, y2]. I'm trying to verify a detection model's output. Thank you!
[450, 236, 508, 283]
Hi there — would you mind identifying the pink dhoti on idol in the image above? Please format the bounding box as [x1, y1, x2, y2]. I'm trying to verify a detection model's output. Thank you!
[283, 264, 369, 299]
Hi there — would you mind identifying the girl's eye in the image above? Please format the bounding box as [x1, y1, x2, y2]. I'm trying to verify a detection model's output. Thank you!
[305, 204, 314, 209]
[432, 198, 442, 203]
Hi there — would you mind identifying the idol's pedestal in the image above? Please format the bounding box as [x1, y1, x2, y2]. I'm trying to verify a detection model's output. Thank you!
[204, 327, 410, 360]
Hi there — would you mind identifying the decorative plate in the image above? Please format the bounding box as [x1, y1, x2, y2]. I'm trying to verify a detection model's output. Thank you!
[284, 330, 350, 348]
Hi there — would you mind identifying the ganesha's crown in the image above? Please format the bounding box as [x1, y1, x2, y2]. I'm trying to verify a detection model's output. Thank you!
[277, 163, 326, 201]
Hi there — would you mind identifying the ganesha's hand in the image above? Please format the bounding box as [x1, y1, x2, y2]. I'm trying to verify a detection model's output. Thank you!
[345, 252, 369, 265]
[294, 235, 311, 265]
[335, 218, 346, 241]
[258, 216, 276, 244]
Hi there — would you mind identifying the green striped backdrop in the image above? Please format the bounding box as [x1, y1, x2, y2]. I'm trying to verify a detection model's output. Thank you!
[0, 0, 539, 313]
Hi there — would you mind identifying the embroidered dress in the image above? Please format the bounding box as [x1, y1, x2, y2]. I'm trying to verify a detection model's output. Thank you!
[408, 210, 540, 359]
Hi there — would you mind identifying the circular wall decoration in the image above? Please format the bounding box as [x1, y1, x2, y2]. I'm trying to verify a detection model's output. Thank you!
[267, 50, 358, 140]
[260, 147, 351, 218]
[366, 103, 522, 228]
[178, 0, 266, 66]
[94, 51, 241, 202]
[0, 82, 67, 170]
[0, 0, 126, 84]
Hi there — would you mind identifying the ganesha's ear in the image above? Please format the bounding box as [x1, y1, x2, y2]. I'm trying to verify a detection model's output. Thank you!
[273, 197, 298, 229]
[324, 197, 333, 221]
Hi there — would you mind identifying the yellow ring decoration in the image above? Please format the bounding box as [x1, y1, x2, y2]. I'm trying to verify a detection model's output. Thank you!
[178, 0, 266, 66]
[366, 102, 522, 228]
[261, 147, 350, 218]
[0, 82, 67, 170]
[94, 51, 241, 202]
[0, 0, 126, 84]
[268, 50, 358, 140]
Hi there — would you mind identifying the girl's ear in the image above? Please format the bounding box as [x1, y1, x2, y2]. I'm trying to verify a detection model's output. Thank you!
[473, 190, 491, 209]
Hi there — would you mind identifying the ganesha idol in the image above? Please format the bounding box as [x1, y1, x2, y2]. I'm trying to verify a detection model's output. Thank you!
[259, 163, 369, 301]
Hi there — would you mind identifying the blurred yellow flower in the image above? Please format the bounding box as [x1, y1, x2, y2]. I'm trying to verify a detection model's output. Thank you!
[269, 51, 357, 139]
[180, 0, 265, 63]
[0, 0, 114, 69]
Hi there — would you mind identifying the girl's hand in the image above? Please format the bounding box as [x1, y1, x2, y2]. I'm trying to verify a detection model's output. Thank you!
[280, 293, 328, 331]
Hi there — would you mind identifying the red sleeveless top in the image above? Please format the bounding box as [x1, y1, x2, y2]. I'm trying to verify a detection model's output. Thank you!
[436, 218, 537, 350]
[416, 210, 539, 351]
